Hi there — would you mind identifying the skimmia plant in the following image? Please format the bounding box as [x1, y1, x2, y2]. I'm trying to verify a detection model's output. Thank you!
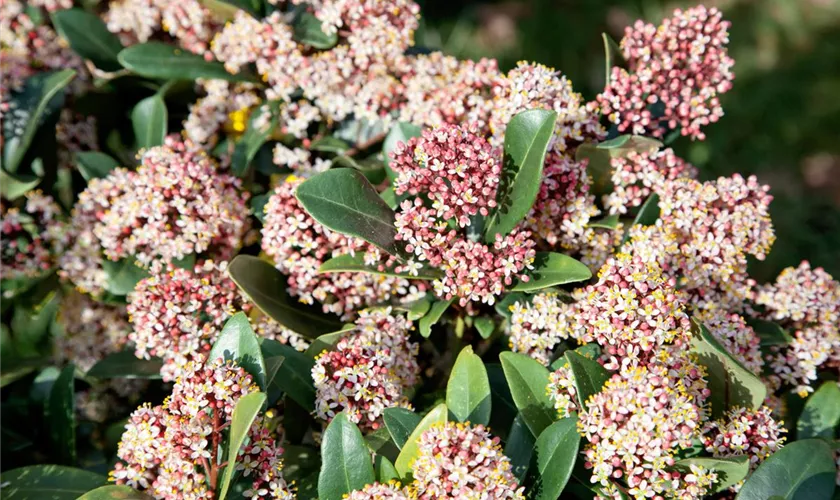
[1, 1, 838, 500]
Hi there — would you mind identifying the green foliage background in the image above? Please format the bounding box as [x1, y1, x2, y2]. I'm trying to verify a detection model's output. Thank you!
[419, 0, 840, 281]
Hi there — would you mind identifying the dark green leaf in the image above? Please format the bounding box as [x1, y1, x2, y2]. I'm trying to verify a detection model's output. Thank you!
[736, 439, 836, 500]
[261, 339, 316, 409]
[674, 456, 750, 494]
[209, 312, 267, 390]
[394, 403, 447, 480]
[102, 258, 149, 296]
[52, 9, 124, 71]
[565, 351, 610, 409]
[499, 352, 556, 436]
[318, 253, 441, 280]
[75, 152, 120, 181]
[78, 485, 153, 499]
[575, 135, 662, 196]
[293, 12, 338, 49]
[311, 136, 350, 154]
[528, 417, 580, 499]
[446, 346, 491, 425]
[118, 42, 252, 82]
[131, 95, 167, 149]
[0, 465, 107, 499]
[475, 316, 495, 339]
[376, 456, 399, 483]
[632, 193, 660, 227]
[383, 122, 422, 181]
[0, 170, 40, 200]
[504, 413, 536, 481]
[250, 193, 270, 224]
[318, 412, 376, 500]
[485, 109, 558, 241]
[419, 299, 452, 338]
[383, 407, 421, 450]
[304, 326, 354, 358]
[296, 169, 399, 255]
[219, 392, 267, 500]
[228, 255, 343, 338]
[86, 350, 163, 379]
[797, 382, 840, 439]
[511, 252, 592, 292]
[331, 156, 387, 185]
[232, 105, 275, 177]
[205, 0, 263, 18]
[746, 317, 793, 346]
[47, 364, 76, 465]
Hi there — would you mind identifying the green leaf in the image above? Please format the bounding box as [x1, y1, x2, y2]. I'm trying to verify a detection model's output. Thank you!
[689, 319, 767, 418]
[3, 70, 76, 173]
[118, 42, 252, 82]
[51, 9, 124, 72]
[379, 187, 397, 209]
[311, 136, 350, 154]
[575, 135, 662, 196]
[511, 252, 592, 292]
[0, 465, 107, 499]
[475, 316, 495, 339]
[47, 364, 76, 465]
[293, 12, 339, 50]
[205, 0, 264, 18]
[102, 258, 149, 296]
[565, 351, 610, 409]
[673, 456, 750, 494]
[485, 109, 558, 241]
[331, 156, 387, 185]
[495, 292, 529, 319]
[394, 403, 447, 480]
[745, 317, 793, 346]
[376, 456, 400, 483]
[797, 382, 840, 439]
[250, 193, 270, 224]
[232, 105, 275, 177]
[528, 417, 580, 500]
[296, 169, 400, 255]
[318, 253, 442, 280]
[0, 170, 41, 200]
[736, 439, 836, 500]
[407, 296, 432, 321]
[318, 412, 376, 500]
[75, 152, 120, 181]
[499, 352, 556, 436]
[383, 407, 421, 450]
[261, 339, 316, 409]
[383, 122, 422, 181]
[304, 327, 353, 358]
[588, 213, 620, 230]
[504, 413, 536, 481]
[209, 312, 267, 390]
[602, 33, 624, 86]
[78, 485, 153, 499]
[632, 193, 660, 227]
[228, 255, 343, 338]
[218, 392, 267, 500]
[446, 346, 491, 425]
[86, 350, 163, 379]
[131, 95, 167, 150]
[419, 299, 452, 338]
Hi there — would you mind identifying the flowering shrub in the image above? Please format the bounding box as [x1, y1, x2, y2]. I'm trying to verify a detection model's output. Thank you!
[1, 1, 839, 500]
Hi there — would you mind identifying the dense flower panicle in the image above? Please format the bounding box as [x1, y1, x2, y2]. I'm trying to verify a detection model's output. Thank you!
[695, 310, 763, 375]
[605, 149, 697, 215]
[411, 422, 525, 499]
[261, 178, 424, 318]
[755, 261, 840, 330]
[54, 291, 130, 372]
[1, 191, 66, 282]
[95, 137, 250, 267]
[127, 260, 246, 381]
[104, 0, 220, 55]
[312, 309, 418, 430]
[346, 481, 410, 499]
[596, 6, 734, 140]
[766, 324, 839, 398]
[702, 406, 786, 473]
[507, 292, 575, 365]
[184, 79, 261, 146]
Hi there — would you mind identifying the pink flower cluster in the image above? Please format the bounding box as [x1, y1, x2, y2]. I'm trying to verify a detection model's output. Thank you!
[112, 359, 293, 499]
[507, 291, 576, 365]
[261, 177, 425, 319]
[410, 422, 525, 499]
[1, 191, 66, 283]
[596, 6, 735, 140]
[312, 309, 419, 431]
[605, 148, 697, 215]
[104, 0, 220, 55]
[346, 481, 409, 499]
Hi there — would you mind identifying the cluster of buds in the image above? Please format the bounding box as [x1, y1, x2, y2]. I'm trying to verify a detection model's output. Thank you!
[1, 192, 66, 283]
[111, 359, 293, 499]
[312, 309, 419, 431]
[605, 148, 697, 215]
[596, 5, 735, 140]
[507, 292, 575, 365]
[261, 178, 425, 319]
[346, 482, 409, 500]
[410, 422, 525, 499]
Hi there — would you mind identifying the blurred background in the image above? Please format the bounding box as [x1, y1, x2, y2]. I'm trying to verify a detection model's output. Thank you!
[418, 0, 840, 282]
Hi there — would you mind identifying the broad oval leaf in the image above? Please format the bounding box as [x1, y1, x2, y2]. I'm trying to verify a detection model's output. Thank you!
[376, 456, 400, 483]
[78, 485, 153, 499]
[218, 392, 267, 500]
[318, 412, 376, 500]
[0, 465, 107, 500]
[736, 439, 836, 500]
[318, 253, 442, 280]
[47, 364, 76, 465]
[485, 109, 558, 241]
[394, 403, 447, 480]
[261, 339, 316, 410]
[565, 351, 610, 409]
[86, 350, 163, 379]
[304, 327, 353, 358]
[209, 312, 267, 390]
[504, 413, 536, 481]
[528, 417, 580, 500]
[797, 382, 840, 439]
[76, 152, 120, 181]
[383, 407, 421, 450]
[0, 170, 40, 200]
[674, 456, 750, 494]
[745, 317, 793, 346]
[118, 42, 252, 82]
[446, 346, 491, 426]
[512, 252, 592, 292]
[228, 255, 343, 338]
[474, 316, 495, 339]
[131, 95, 167, 150]
[419, 299, 452, 338]
[102, 258, 149, 296]
[499, 352, 556, 436]
[296, 169, 400, 255]
[293, 12, 339, 50]
[51, 9, 124, 71]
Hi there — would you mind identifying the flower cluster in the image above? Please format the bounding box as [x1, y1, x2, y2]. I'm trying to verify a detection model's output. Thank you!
[547, 364, 580, 418]
[111, 359, 293, 499]
[346, 481, 409, 500]
[1, 191, 66, 283]
[312, 309, 418, 431]
[54, 290, 130, 372]
[605, 148, 697, 215]
[184, 79, 261, 147]
[104, 0, 221, 55]
[261, 177, 425, 319]
[702, 406, 786, 483]
[596, 5, 735, 140]
[410, 422, 525, 499]
[507, 292, 575, 365]
[694, 310, 763, 375]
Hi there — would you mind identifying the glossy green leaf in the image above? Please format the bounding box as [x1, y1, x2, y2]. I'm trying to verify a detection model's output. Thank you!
[78, 485, 153, 499]
[228, 255, 343, 338]
[118, 42, 252, 81]
[75, 152, 120, 181]
[250, 193, 270, 224]
[797, 382, 840, 439]
[379, 187, 398, 209]
[394, 403, 447, 480]
[86, 350, 163, 379]
[218, 392, 267, 500]
[261, 339, 316, 409]
[745, 317, 793, 346]
[575, 135, 662, 195]
[304, 327, 353, 358]
[47, 364, 76, 465]
[296, 169, 400, 255]
[419, 299, 452, 338]
[383, 122, 422, 180]
[485, 109, 558, 241]
[206, 0, 263, 17]
[407, 296, 432, 321]
[318, 253, 442, 280]
[504, 413, 536, 481]
[499, 352, 556, 436]
[102, 258, 149, 296]
[51, 9, 124, 71]
[475, 316, 495, 339]
[0, 465, 107, 500]
[0, 170, 41, 200]
[588, 213, 620, 230]
[528, 417, 580, 499]
[674, 456, 750, 493]
[511, 252, 592, 292]
[318, 412, 376, 500]
[331, 156, 387, 185]
[736, 439, 836, 500]
[632, 193, 660, 227]
[565, 351, 610, 409]
[293, 12, 338, 49]
[376, 456, 400, 483]
[131, 95, 167, 149]
[209, 312, 267, 390]
[447, 346, 491, 425]
[383, 407, 421, 450]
